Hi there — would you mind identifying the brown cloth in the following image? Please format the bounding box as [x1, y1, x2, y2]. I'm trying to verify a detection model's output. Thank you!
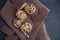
[0, 25, 19, 40]
[5, 35, 18, 40]
[0, 25, 14, 35]
[0, 23, 50, 40]
[0, 0, 50, 40]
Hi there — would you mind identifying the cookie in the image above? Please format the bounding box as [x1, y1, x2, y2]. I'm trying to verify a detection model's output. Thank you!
[13, 18, 23, 28]
[20, 22, 32, 34]
[24, 4, 36, 14]
[20, 22, 32, 38]
[16, 10, 27, 20]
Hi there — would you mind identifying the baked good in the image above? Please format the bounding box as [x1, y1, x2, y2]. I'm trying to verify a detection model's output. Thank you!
[24, 4, 36, 14]
[16, 10, 27, 20]
[20, 22, 32, 38]
[13, 18, 23, 28]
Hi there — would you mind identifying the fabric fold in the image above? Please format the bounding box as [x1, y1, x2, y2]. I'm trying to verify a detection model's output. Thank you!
[0, 0, 50, 40]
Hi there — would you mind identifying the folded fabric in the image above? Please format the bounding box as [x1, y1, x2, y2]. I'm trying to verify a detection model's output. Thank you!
[0, 25, 18, 40]
[0, 23, 50, 40]
[0, 0, 50, 40]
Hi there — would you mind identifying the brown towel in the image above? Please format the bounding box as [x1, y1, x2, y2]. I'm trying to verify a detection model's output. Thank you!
[0, 23, 50, 40]
[35, 23, 51, 40]
[0, 25, 19, 40]
[1, 25, 14, 35]
[5, 35, 18, 40]
[0, 0, 50, 40]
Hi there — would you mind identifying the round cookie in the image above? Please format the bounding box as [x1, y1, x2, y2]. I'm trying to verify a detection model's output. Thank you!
[13, 18, 24, 28]
[16, 10, 27, 20]
[20, 22, 32, 34]
[24, 4, 36, 14]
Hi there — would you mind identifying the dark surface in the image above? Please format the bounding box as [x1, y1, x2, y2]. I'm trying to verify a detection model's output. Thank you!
[40, 0, 60, 40]
[0, 0, 60, 40]
[0, 31, 6, 40]
[0, 0, 7, 10]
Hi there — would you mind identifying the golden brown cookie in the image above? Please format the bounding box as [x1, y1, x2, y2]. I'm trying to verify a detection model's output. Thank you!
[20, 22, 32, 38]
[13, 18, 24, 28]
[20, 22, 32, 33]
[16, 10, 27, 20]
[24, 4, 36, 14]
